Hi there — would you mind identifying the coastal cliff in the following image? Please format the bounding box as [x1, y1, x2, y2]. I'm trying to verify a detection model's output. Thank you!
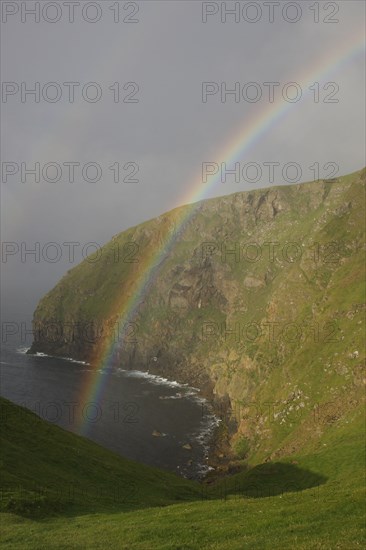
[29, 169, 366, 465]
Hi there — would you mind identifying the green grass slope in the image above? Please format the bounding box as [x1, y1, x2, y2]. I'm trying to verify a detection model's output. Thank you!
[0, 397, 201, 518]
[1, 397, 365, 549]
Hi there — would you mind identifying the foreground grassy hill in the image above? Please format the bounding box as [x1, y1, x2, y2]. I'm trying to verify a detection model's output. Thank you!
[1, 396, 365, 549]
[0, 397, 201, 516]
[29, 169, 366, 469]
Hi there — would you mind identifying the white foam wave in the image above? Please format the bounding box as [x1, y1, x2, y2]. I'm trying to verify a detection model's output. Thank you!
[24, 349, 89, 365]
[196, 464, 215, 476]
[159, 393, 183, 400]
[117, 368, 189, 389]
[16, 347, 30, 354]
[62, 356, 90, 365]
[190, 412, 221, 470]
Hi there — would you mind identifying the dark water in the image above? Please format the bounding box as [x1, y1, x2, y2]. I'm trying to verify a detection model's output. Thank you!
[0, 342, 219, 479]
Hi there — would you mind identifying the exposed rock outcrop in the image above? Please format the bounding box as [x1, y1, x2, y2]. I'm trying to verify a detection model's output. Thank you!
[28, 169, 366, 463]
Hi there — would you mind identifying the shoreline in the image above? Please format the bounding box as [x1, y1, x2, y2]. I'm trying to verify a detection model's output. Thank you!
[22, 347, 241, 482]
[203, 398, 246, 484]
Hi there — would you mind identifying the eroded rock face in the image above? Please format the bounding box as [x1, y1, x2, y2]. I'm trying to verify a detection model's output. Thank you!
[29, 170, 366, 462]
[254, 190, 284, 223]
[168, 261, 228, 310]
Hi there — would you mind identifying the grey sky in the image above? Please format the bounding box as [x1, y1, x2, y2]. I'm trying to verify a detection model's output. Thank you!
[1, 0, 365, 329]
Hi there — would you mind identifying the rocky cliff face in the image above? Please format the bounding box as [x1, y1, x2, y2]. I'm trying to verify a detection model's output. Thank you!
[29, 169, 366, 464]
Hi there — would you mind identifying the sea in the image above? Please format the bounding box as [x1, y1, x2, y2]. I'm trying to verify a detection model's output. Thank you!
[0, 340, 220, 480]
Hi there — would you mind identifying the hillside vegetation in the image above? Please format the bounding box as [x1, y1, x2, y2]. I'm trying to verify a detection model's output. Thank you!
[29, 169, 366, 468]
[0, 394, 364, 548]
[5, 168, 363, 547]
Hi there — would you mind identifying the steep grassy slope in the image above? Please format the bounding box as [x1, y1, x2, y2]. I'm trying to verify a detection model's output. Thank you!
[1, 397, 364, 549]
[0, 397, 201, 517]
[29, 168, 366, 467]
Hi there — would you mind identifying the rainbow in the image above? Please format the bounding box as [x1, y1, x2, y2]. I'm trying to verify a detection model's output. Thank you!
[78, 31, 365, 434]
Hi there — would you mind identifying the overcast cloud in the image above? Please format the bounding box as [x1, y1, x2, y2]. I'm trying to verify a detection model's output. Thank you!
[1, 0, 365, 328]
